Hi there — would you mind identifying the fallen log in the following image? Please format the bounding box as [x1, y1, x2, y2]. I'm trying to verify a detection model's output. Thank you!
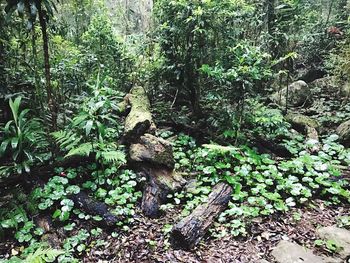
[157, 120, 208, 144]
[0, 155, 95, 189]
[170, 182, 232, 250]
[25, 177, 119, 228]
[141, 167, 186, 218]
[69, 191, 119, 227]
[124, 86, 156, 140]
[256, 136, 293, 157]
[123, 86, 185, 218]
[248, 136, 293, 158]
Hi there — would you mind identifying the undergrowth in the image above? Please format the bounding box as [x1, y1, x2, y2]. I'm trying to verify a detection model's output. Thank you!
[164, 133, 350, 237]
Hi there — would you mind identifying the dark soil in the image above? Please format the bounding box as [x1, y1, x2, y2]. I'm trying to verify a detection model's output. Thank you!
[79, 200, 349, 263]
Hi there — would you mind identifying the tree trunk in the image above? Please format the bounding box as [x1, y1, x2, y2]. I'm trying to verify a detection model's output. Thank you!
[0, 13, 6, 90]
[37, 3, 57, 130]
[31, 25, 42, 107]
[170, 182, 232, 250]
[337, 0, 348, 22]
[266, 0, 276, 57]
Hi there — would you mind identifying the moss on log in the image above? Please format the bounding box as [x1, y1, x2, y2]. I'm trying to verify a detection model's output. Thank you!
[170, 182, 232, 250]
[286, 113, 319, 130]
[129, 133, 175, 169]
[123, 85, 185, 218]
[336, 120, 350, 147]
[124, 86, 155, 139]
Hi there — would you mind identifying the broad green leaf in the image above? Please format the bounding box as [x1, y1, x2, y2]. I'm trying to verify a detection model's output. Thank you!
[85, 120, 93, 136]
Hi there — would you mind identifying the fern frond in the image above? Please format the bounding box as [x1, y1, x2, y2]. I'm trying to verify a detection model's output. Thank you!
[100, 150, 126, 164]
[65, 143, 93, 158]
[24, 245, 63, 263]
[52, 130, 80, 151]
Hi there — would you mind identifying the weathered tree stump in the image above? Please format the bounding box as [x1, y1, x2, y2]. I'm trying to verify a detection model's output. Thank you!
[170, 182, 232, 250]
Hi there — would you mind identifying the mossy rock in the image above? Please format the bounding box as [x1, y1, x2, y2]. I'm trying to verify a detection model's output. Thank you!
[336, 120, 350, 146]
[341, 81, 350, 97]
[309, 76, 334, 90]
[272, 80, 311, 107]
[286, 113, 319, 131]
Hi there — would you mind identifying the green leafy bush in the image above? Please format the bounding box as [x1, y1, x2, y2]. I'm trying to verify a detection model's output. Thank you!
[52, 77, 126, 166]
[327, 41, 350, 84]
[0, 97, 49, 177]
[244, 100, 291, 139]
[82, 14, 133, 91]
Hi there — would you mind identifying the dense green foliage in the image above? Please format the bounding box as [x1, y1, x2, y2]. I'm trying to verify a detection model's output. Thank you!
[1, 0, 350, 262]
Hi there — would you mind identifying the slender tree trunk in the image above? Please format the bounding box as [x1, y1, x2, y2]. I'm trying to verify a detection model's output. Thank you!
[184, 21, 201, 116]
[266, 0, 276, 57]
[37, 3, 57, 130]
[0, 16, 6, 90]
[31, 25, 42, 107]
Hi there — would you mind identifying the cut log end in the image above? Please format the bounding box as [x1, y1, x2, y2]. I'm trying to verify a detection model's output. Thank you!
[171, 225, 198, 250]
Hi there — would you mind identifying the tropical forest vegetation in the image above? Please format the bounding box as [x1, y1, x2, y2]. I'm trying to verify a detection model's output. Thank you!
[1, 0, 350, 262]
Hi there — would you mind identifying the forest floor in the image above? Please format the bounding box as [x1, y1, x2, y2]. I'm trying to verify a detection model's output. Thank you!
[1, 186, 350, 263]
[83, 200, 348, 262]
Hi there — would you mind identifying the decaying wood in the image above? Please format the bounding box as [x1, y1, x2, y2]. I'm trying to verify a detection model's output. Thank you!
[129, 133, 175, 169]
[202, 144, 237, 152]
[306, 126, 320, 153]
[141, 167, 186, 218]
[123, 86, 186, 218]
[34, 215, 62, 248]
[124, 86, 156, 139]
[248, 136, 293, 158]
[41, 233, 61, 249]
[25, 177, 119, 228]
[34, 215, 52, 233]
[70, 191, 119, 227]
[170, 182, 232, 250]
